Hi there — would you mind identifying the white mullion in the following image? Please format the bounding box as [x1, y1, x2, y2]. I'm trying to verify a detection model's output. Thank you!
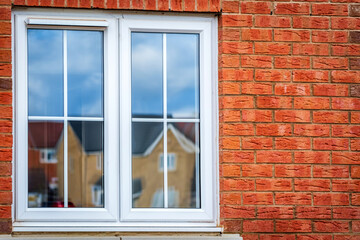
[63, 30, 69, 208]
[162, 33, 168, 208]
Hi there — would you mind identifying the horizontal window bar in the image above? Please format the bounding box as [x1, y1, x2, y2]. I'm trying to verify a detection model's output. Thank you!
[132, 118, 200, 123]
[28, 116, 104, 121]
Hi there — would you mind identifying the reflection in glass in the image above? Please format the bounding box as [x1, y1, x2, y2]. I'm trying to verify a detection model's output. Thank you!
[28, 29, 63, 116]
[167, 34, 199, 119]
[132, 122, 164, 207]
[131, 33, 163, 118]
[28, 121, 64, 207]
[167, 123, 200, 208]
[68, 121, 104, 208]
[68, 31, 104, 117]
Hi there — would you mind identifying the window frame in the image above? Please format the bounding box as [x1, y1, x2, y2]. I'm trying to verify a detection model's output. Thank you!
[13, 9, 219, 232]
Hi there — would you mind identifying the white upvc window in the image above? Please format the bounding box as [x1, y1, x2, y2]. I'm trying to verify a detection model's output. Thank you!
[13, 9, 218, 232]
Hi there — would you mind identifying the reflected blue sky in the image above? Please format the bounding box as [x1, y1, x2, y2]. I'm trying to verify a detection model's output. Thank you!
[131, 33, 199, 119]
[28, 29, 104, 118]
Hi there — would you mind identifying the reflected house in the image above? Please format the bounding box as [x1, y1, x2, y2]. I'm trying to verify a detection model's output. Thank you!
[132, 122, 199, 208]
[28, 121, 103, 208]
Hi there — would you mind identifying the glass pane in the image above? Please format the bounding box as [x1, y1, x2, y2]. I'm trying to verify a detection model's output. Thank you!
[68, 31, 104, 117]
[167, 34, 199, 119]
[28, 121, 64, 207]
[167, 122, 200, 208]
[132, 122, 164, 208]
[68, 121, 104, 208]
[131, 33, 163, 118]
[28, 29, 63, 116]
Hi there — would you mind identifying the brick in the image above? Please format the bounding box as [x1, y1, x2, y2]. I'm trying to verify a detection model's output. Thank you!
[222, 206, 256, 218]
[220, 96, 254, 109]
[0, 220, 11, 234]
[275, 165, 311, 178]
[243, 192, 273, 205]
[298, 235, 332, 240]
[221, 164, 241, 177]
[257, 207, 294, 219]
[333, 207, 360, 219]
[92, 0, 104, 8]
[275, 3, 310, 15]
[275, 193, 312, 205]
[221, 137, 240, 150]
[241, 2, 272, 14]
[222, 220, 242, 233]
[0, 177, 11, 190]
[257, 96, 292, 109]
[332, 45, 360, 56]
[260, 235, 295, 240]
[276, 220, 312, 233]
[350, 4, 360, 16]
[222, 1, 239, 13]
[275, 138, 311, 150]
[350, 58, 360, 70]
[313, 57, 348, 69]
[0, 64, 11, 77]
[255, 43, 292, 55]
[255, 69, 292, 82]
[351, 139, 360, 151]
[0, 192, 11, 205]
[0, 134, 11, 148]
[275, 56, 310, 69]
[296, 207, 331, 219]
[220, 55, 240, 68]
[332, 125, 360, 137]
[241, 82, 273, 95]
[295, 179, 331, 192]
[332, 180, 360, 192]
[243, 164, 273, 177]
[351, 85, 360, 97]
[333, 152, 360, 165]
[219, 28, 240, 41]
[242, 110, 272, 122]
[241, 56, 272, 69]
[352, 166, 360, 178]
[332, 71, 360, 83]
[332, 98, 360, 110]
[275, 110, 311, 122]
[312, 4, 348, 15]
[221, 15, 253, 27]
[220, 69, 253, 81]
[79, 0, 91, 8]
[314, 220, 349, 233]
[256, 179, 292, 191]
[256, 124, 292, 136]
[313, 165, 349, 178]
[293, 43, 329, 56]
[0, 36, 10, 49]
[0, 149, 11, 161]
[170, 0, 181, 11]
[254, 16, 291, 28]
[242, 137, 272, 150]
[221, 42, 253, 54]
[243, 220, 274, 233]
[242, 234, 258, 240]
[312, 31, 348, 43]
[275, 84, 310, 96]
[293, 70, 329, 83]
[294, 124, 330, 137]
[294, 97, 330, 109]
[210, 0, 220, 11]
[242, 29, 272, 41]
[314, 193, 349, 206]
[331, 17, 360, 30]
[352, 193, 360, 205]
[0, 162, 10, 175]
[221, 151, 254, 164]
[221, 110, 241, 122]
[158, 0, 169, 10]
[313, 111, 348, 123]
[184, 0, 194, 11]
[274, 30, 310, 42]
[349, 31, 360, 43]
[196, 0, 208, 11]
[313, 84, 348, 96]
[257, 151, 292, 163]
[352, 112, 360, 123]
[353, 221, 360, 232]
[313, 138, 349, 151]
[220, 82, 240, 95]
[0, 92, 11, 105]
[222, 123, 254, 136]
[294, 151, 330, 164]
[222, 179, 255, 191]
[293, 16, 329, 29]
[53, 0, 65, 7]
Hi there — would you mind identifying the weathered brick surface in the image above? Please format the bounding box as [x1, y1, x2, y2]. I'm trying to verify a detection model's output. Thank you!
[3, 0, 360, 238]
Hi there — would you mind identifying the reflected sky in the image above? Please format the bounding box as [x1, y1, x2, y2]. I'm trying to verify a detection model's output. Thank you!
[131, 33, 200, 119]
[28, 29, 64, 116]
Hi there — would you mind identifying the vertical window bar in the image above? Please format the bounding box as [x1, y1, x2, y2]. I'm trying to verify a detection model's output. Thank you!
[163, 33, 168, 208]
[63, 30, 68, 208]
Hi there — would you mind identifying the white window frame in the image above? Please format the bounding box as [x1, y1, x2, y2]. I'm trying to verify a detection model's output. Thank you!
[13, 9, 219, 232]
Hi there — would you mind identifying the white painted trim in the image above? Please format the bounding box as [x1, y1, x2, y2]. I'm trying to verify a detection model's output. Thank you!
[26, 18, 109, 27]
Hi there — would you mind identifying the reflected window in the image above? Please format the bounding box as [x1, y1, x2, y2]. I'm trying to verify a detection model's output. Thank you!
[159, 153, 176, 172]
[27, 29, 104, 208]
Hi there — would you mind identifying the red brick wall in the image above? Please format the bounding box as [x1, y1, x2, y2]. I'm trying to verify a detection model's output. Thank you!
[1, 0, 360, 238]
